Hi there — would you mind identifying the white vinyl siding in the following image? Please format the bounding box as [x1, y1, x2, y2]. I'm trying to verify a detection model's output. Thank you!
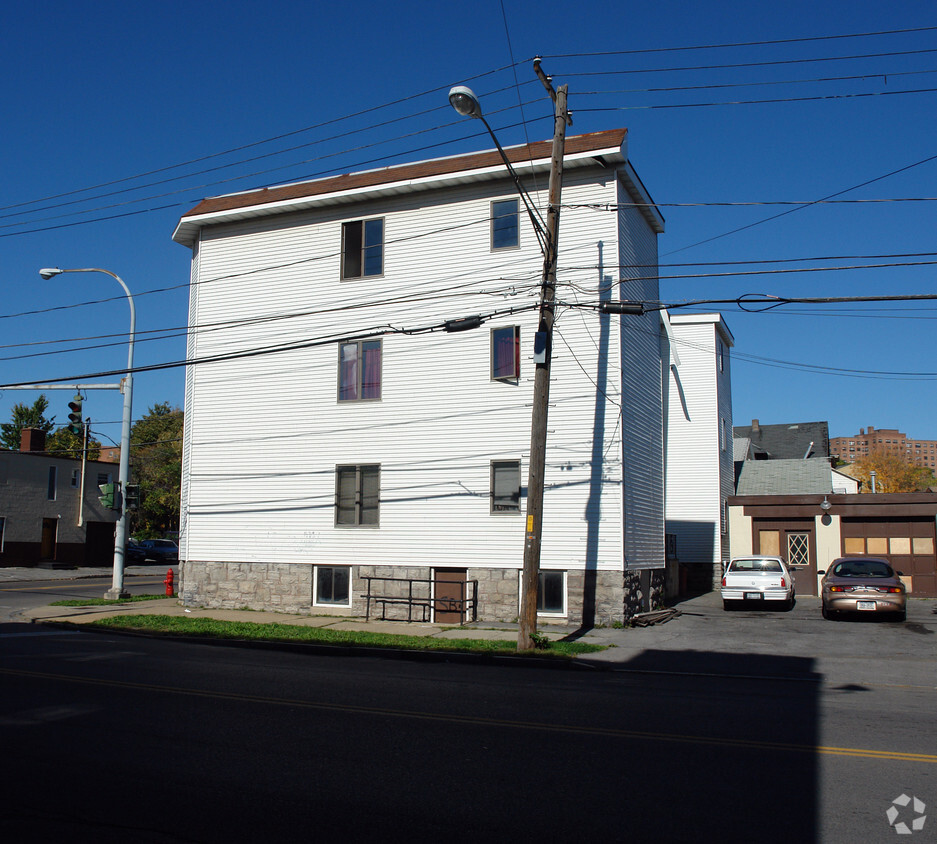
[178, 163, 662, 579]
[664, 315, 734, 567]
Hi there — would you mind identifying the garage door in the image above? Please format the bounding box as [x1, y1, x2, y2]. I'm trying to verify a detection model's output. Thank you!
[840, 517, 937, 597]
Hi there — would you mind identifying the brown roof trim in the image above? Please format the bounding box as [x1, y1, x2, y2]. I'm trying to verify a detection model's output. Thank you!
[180, 128, 628, 219]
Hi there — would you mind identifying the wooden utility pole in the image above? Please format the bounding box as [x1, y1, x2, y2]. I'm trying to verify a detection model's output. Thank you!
[518, 72, 570, 651]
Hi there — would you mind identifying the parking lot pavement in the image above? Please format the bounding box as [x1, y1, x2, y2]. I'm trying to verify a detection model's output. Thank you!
[582, 591, 937, 687]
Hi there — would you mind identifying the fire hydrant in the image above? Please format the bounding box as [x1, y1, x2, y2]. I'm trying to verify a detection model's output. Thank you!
[164, 568, 175, 597]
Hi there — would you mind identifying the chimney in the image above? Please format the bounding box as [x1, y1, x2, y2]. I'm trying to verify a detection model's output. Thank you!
[20, 427, 46, 453]
[751, 419, 760, 434]
[868, 425, 875, 433]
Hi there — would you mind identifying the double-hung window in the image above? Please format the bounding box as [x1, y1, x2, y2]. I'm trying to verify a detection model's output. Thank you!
[491, 460, 521, 513]
[491, 326, 520, 381]
[341, 218, 384, 278]
[491, 198, 519, 250]
[335, 465, 380, 526]
[339, 340, 382, 401]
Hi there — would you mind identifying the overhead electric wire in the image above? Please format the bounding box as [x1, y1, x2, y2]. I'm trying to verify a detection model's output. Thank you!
[543, 25, 937, 59]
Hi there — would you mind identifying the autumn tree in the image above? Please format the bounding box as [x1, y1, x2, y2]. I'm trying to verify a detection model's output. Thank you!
[1, 395, 55, 450]
[851, 449, 936, 493]
[129, 403, 183, 538]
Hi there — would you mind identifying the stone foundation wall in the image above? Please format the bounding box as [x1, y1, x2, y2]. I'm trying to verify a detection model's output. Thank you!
[180, 561, 661, 626]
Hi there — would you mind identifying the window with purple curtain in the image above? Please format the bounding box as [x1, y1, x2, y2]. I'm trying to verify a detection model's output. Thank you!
[339, 340, 381, 401]
[491, 326, 520, 381]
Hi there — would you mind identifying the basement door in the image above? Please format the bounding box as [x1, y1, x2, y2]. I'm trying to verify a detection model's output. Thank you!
[433, 568, 467, 624]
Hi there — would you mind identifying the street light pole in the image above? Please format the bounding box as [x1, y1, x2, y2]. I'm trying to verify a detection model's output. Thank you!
[449, 66, 570, 650]
[39, 267, 134, 599]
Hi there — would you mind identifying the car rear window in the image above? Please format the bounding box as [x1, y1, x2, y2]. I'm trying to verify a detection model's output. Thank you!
[729, 559, 782, 573]
[832, 561, 893, 578]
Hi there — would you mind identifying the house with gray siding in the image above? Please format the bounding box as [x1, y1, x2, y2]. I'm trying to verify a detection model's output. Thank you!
[0, 429, 119, 567]
[172, 128, 668, 625]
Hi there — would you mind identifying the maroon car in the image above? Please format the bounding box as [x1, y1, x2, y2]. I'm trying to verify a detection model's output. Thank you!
[820, 557, 907, 621]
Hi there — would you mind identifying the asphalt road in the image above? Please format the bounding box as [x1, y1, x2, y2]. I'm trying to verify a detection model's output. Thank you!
[1, 598, 934, 843]
[0, 573, 174, 623]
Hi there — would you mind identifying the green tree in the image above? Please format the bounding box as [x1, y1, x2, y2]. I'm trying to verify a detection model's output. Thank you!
[1, 395, 55, 450]
[130, 403, 183, 538]
[46, 427, 102, 461]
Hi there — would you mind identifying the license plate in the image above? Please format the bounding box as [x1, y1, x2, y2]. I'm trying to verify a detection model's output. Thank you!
[856, 601, 876, 611]
[744, 592, 763, 600]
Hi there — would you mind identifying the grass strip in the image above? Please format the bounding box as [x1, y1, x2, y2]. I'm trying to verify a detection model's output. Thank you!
[89, 614, 604, 657]
[50, 595, 169, 607]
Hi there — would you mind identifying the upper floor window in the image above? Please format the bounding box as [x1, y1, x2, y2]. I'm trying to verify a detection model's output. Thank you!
[335, 464, 380, 526]
[491, 326, 520, 381]
[338, 340, 382, 402]
[47, 466, 57, 500]
[341, 218, 383, 279]
[491, 460, 521, 513]
[491, 199, 519, 250]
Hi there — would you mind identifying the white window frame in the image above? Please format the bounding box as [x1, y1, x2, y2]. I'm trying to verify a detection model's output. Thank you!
[47, 466, 57, 501]
[518, 569, 567, 618]
[490, 198, 520, 251]
[341, 218, 384, 279]
[71, 468, 81, 488]
[313, 565, 352, 608]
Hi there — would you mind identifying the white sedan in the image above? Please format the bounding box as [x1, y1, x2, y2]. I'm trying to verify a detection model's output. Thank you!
[721, 555, 795, 611]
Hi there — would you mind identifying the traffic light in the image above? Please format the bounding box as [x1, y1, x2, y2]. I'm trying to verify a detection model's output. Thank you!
[98, 482, 116, 510]
[124, 484, 140, 511]
[67, 395, 83, 435]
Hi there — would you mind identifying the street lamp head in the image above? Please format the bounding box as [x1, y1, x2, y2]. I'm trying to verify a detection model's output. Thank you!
[449, 85, 482, 119]
[39, 267, 63, 280]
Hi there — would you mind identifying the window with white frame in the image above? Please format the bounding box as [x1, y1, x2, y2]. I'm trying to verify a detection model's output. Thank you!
[341, 218, 384, 279]
[491, 198, 519, 250]
[491, 460, 521, 513]
[97, 472, 112, 486]
[47, 466, 57, 501]
[71, 468, 81, 488]
[338, 339, 382, 401]
[537, 570, 566, 615]
[314, 566, 351, 607]
[335, 465, 380, 526]
[491, 326, 520, 381]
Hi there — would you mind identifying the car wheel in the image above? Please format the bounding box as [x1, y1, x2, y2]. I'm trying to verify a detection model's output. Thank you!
[723, 600, 733, 611]
[895, 610, 907, 622]
[822, 605, 835, 620]
[783, 596, 794, 611]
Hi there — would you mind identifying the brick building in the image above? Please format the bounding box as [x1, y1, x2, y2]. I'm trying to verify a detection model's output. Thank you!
[830, 426, 937, 470]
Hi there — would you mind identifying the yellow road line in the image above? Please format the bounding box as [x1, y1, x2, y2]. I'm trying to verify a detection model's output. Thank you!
[1, 666, 934, 764]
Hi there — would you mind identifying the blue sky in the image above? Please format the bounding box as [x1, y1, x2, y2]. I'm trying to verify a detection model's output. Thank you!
[2, 0, 936, 449]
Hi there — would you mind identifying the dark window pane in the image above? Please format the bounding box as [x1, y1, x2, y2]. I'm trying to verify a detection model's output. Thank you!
[492, 461, 520, 512]
[363, 219, 383, 276]
[336, 468, 356, 524]
[492, 326, 519, 380]
[492, 199, 519, 249]
[332, 567, 349, 603]
[360, 466, 380, 525]
[342, 221, 363, 278]
[537, 571, 564, 612]
[317, 567, 334, 602]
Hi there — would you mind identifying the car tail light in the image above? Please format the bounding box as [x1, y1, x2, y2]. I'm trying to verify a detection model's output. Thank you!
[780, 577, 786, 588]
[882, 586, 903, 594]
[721, 577, 726, 587]
[830, 585, 846, 592]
